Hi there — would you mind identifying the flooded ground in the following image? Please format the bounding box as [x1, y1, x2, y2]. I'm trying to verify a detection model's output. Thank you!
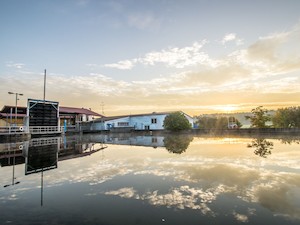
[0, 134, 300, 225]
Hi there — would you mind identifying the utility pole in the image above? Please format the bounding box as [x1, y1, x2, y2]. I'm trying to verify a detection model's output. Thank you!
[43, 69, 46, 101]
[8, 92, 23, 125]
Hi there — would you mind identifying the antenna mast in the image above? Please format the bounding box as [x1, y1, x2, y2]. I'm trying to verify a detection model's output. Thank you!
[43, 69, 46, 101]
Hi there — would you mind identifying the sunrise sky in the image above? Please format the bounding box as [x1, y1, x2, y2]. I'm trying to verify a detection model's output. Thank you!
[1, 0, 300, 116]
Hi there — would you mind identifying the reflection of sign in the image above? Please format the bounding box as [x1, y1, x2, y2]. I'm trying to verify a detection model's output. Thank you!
[25, 144, 58, 175]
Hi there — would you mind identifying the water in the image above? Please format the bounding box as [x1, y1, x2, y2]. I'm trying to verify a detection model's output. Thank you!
[1, 134, 300, 225]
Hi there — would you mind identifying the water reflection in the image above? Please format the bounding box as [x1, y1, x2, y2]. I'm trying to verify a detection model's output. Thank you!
[25, 137, 59, 175]
[247, 139, 273, 158]
[1, 134, 300, 224]
[163, 135, 193, 154]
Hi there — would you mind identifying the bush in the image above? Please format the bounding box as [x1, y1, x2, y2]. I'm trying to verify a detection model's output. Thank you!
[163, 112, 191, 131]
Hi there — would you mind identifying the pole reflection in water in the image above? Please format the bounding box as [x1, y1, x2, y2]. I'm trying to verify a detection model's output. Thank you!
[3, 147, 21, 188]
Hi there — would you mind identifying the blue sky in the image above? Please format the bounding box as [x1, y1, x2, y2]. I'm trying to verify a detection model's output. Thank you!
[1, 0, 300, 116]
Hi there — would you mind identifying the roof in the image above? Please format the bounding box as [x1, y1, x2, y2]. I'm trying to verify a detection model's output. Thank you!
[94, 111, 192, 122]
[1, 105, 27, 114]
[59, 106, 103, 117]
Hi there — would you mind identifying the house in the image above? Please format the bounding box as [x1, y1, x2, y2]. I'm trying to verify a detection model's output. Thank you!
[0, 105, 27, 126]
[59, 106, 103, 126]
[0, 105, 103, 127]
[88, 111, 194, 131]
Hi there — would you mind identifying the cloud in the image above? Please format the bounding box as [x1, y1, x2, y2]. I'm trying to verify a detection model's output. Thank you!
[105, 187, 136, 198]
[221, 33, 243, 45]
[6, 62, 25, 69]
[233, 211, 249, 223]
[139, 41, 210, 68]
[2, 24, 300, 115]
[103, 60, 135, 70]
[102, 40, 210, 70]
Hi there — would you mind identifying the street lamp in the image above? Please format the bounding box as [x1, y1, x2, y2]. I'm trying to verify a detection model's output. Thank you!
[8, 92, 23, 125]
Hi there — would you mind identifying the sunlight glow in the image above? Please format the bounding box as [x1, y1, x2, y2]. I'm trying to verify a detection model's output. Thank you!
[213, 105, 239, 113]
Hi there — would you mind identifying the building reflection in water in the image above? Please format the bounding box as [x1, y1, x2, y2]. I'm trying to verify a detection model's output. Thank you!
[0, 135, 107, 206]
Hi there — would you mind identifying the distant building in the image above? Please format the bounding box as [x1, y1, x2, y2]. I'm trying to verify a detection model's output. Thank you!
[59, 106, 103, 125]
[0, 105, 103, 126]
[88, 111, 194, 131]
[0, 105, 26, 126]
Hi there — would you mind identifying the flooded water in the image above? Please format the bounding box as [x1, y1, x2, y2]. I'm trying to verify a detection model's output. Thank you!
[1, 134, 300, 225]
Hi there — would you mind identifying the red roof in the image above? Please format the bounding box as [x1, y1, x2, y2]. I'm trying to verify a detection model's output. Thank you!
[59, 106, 103, 117]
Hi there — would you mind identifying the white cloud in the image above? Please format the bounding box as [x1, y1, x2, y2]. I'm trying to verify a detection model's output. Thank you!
[6, 62, 25, 69]
[233, 211, 249, 223]
[222, 33, 236, 44]
[102, 40, 211, 70]
[104, 60, 135, 70]
[105, 187, 136, 198]
[139, 41, 210, 68]
[221, 33, 244, 46]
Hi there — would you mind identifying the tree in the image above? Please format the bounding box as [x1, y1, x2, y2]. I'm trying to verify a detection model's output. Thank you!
[245, 106, 271, 128]
[196, 116, 217, 129]
[196, 116, 242, 129]
[272, 106, 300, 128]
[163, 112, 191, 131]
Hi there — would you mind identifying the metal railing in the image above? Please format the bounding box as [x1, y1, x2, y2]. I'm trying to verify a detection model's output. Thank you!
[29, 126, 61, 134]
[61, 125, 78, 133]
[0, 126, 29, 134]
[0, 125, 73, 135]
[29, 136, 61, 147]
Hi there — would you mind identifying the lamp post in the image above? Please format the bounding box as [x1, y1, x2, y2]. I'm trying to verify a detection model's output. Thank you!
[8, 92, 23, 125]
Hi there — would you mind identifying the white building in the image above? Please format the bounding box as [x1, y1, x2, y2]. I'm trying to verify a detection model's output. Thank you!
[89, 111, 194, 131]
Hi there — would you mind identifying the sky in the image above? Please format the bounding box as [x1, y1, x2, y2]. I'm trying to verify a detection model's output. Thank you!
[1, 0, 300, 116]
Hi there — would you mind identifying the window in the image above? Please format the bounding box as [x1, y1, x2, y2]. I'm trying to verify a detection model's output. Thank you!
[152, 137, 157, 143]
[151, 118, 157, 124]
[117, 122, 129, 127]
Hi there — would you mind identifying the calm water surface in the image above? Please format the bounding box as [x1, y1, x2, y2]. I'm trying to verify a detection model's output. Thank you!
[0, 134, 300, 225]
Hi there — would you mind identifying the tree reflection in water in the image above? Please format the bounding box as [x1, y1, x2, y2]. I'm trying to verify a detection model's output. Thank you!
[163, 135, 193, 154]
[247, 139, 273, 158]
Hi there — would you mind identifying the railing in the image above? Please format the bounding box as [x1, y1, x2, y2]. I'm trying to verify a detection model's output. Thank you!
[0, 126, 63, 135]
[30, 126, 61, 134]
[30, 136, 60, 147]
[0, 126, 29, 134]
[61, 125, 78, 133]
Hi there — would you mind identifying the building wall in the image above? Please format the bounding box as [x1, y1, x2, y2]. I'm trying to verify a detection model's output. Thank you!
[0, 119, 7, 126]
[90, 113, 194, 131]
[129, 115, 166, 130]
[0, 118, 25, 126]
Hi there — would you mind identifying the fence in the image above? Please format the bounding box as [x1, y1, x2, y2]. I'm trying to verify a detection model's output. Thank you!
[29, 126, 61, 134]
[0, 126, 29, 134]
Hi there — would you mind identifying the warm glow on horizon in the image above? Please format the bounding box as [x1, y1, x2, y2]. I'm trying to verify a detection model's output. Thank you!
[212, 105, 239, 113]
